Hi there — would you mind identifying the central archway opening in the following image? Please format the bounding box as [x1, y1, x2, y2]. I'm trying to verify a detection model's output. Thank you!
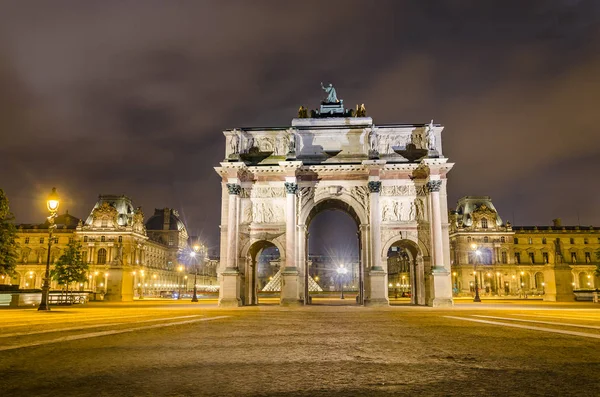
[306, 199, 362, 305]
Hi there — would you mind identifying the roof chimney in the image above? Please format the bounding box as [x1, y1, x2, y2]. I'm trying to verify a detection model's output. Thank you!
[552, 218, 562, 227]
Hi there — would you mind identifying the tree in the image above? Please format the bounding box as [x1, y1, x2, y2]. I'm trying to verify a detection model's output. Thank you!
[0, 189, 19, 279]
[51, 240, 88, 294]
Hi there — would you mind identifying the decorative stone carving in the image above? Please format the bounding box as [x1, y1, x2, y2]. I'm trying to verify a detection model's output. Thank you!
[252, 202, 284, 223]
[229, 130, 240, 154]
[381, 199, 424, 222]
[284, 182, 298, 194]
[381, 185, 416, 196]
[227, 183, 242, 195]
[368, 127, 379, 159]
[368, 181, 381, 193]
[425, 119, 436, 151]
[244, 187, 286, 198]
[351, 186, 369, 213]
[426, 180, 442, 193]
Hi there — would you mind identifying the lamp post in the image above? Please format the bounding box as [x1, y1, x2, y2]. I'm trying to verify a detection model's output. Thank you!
[471, 243, 481, 302]
[177, 265, 184, 299]
[336, 264, 348, 299]
[38, 187, 60, 311]
[190, 244, 205, 302]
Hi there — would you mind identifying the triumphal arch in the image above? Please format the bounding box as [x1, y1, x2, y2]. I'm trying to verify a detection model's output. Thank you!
[215, 86, 454, 307]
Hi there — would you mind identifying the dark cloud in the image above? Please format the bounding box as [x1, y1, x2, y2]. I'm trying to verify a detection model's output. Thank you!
[1, 0, 599, 252]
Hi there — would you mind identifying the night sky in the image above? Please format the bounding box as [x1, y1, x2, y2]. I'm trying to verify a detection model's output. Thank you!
[1, 1, 599, 254]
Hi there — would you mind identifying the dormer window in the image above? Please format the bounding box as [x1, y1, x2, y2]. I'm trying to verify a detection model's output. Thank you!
[481, 218, 488, 229]
[102, 219, 108, 228]
[84, 236, 88, 242]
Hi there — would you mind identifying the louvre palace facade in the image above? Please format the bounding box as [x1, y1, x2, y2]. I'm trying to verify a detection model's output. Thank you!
[7, 195, 217, 300]
[449, 196, 599, 300]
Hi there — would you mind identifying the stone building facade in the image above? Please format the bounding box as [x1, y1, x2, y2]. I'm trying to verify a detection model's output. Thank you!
[7, 195, 216, 300]
[449, 196, 599, 301]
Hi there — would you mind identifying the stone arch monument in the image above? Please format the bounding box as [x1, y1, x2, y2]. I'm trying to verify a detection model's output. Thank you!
[215, 88, 454, 307]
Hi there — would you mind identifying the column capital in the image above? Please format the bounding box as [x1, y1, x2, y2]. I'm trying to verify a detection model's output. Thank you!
[426, 180, 442, 193]
[226, 183, 242, 195]
[284, 182, 298, 194]
[368, 181, 381, 193]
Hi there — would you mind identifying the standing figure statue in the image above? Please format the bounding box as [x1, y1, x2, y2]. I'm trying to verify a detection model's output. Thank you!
[229, 130, 240, 155]
[321, 82, 339, 103]
[425, 119, 436, 150]
[287, 130, 296, 153]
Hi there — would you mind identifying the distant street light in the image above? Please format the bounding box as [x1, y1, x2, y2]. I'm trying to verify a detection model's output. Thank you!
[190, 244, 205, 302]
[177, 265, 184, 299]
[471, 243, 481, 302]
[38, 187, 60, 311]
[336, 265, 348, 299]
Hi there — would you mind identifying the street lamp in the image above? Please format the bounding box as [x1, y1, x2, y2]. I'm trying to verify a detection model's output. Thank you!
[190, 244, 205, 302]
[336, 264, 348, 299]
[471, 243, 481, 302]
[38, 187, 59, 311]
[177, 265, 184, 299]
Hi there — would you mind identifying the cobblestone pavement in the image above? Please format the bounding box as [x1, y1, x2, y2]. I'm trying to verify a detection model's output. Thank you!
[1, 300, 599, 396]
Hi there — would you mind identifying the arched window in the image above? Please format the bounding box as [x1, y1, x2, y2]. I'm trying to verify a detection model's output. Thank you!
[481, 218, 488, 229]
[500, 236, 505, 243]
[542, 237, 547, 244]
[483, 236, 489, 243]
[97, 248, 107, 264]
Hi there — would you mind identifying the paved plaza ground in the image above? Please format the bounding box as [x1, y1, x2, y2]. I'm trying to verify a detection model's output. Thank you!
[1, 299, 599, 396]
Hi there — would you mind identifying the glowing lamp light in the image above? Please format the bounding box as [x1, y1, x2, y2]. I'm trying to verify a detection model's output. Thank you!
[388, 283, 393, 288]
[190, 251, 196, 258]
[46, 187, 60, 212]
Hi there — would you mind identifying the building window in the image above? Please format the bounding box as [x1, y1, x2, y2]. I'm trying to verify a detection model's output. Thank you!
[84, 236, 88, 242]
[501, 251, 507, 264]
[68, 237, 73, 243]
[467, 237, 471, 242]
[97, 248, 107, 264]
[515, 253, 521, 264]
[529, 253, 535, 264]
[571, 252, 577, 263]
[514, 238, 519, 244]
[101, 219, 108, 228]
[53, 237, 58, 244]
[542, 237, 547, 244]
[528, 238, 533, 245]
[543, 252, 549, 264]
[118, 236, 122, 243]
[570, 238, 574, 244]
[500, 236, 505, 243]
[39, 237, 44, 244]
[101, 236, 106, 242]
[168, 235, 175, 247]
[481, 218, 488, 229]
[25, 237, 29, 244]
[584, 238, 588, 245]
[585, 252, 591, 263]
[483, 236, 489, 243]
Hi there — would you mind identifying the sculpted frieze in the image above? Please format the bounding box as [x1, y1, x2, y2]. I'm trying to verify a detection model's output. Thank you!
[243, 186, 286, 199]
[381, 185, 416, 197]
[381, 199, 424, 222]
[252, 202, 285, 224]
